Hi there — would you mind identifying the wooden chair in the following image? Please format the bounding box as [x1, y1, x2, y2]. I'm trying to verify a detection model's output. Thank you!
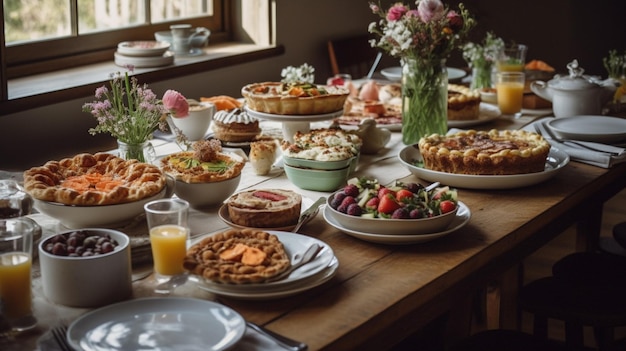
[327, 34, 379, 79]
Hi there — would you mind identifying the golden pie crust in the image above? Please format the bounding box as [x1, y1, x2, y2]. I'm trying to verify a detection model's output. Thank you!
[418, 129, 551, 175]
[447, 84, 481, 121]
[241, 82, 349, 115]
[23, 153, 166, 205]
[184, 228, 291, 284]
[227, 189, 302, 228]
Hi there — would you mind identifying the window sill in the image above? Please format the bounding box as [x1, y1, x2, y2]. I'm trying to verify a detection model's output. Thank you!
[2, 42, 284, 116]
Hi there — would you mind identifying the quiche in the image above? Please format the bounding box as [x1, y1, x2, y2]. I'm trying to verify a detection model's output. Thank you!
[184, 228, 291, 284]
[241, 82, 349, 115]
[226, 189, 302, 228]
[281, 127, 362, 162]
[23, 153, 166, 206]
[160, 140, 245, 183]
[418, 129, 551, 175]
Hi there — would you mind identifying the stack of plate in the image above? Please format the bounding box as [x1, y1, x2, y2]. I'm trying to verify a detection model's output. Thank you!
[114, 41, 174, 68]
[190, 231, 338, 300]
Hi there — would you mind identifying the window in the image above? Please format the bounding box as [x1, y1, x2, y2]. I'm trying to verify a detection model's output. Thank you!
[2, 0, 226, 78]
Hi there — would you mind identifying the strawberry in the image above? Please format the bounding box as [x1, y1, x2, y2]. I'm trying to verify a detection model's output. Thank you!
[378, 187, 394, 199]
[395, 189, 414, 202]
[377, 194, 401, 215]
[365, 197, 379, 211]
[440, 200, 456, 214]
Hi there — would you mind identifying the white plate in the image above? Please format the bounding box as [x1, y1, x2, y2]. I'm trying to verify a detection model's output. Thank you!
[195, 257, 338, 300]
[447, 103, 502, 128]
[324, 203, 471, 245]
[380, 66, 467, 82]
[244, 106, 344, 122]
[547, 116, 626, 143]
[190, 230, 335, 291]
[67, 297, 245, 351]
[116, 41, 170, 57]
[114, 51, 174, 68]
[218, 196, 317, 231]
[398, 146, 570, 190]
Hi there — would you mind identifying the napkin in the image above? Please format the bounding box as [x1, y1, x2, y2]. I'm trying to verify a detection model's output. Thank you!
[525, 118, 626, 169]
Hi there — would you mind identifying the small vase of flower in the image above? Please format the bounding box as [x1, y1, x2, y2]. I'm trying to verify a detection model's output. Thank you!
[462, 32, 504, 90]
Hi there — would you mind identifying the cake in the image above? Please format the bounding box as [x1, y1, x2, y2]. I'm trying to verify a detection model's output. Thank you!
[418, 129, 551, 175]
[211, 108, 261, 142]
[184, 228, 291, 284]
[447, 84, 481, 120]
[226, 189, 302, 228]
[241, 82, 349, 115]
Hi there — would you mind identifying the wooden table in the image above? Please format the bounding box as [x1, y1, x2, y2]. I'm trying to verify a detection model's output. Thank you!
[11, 112, 626, 351]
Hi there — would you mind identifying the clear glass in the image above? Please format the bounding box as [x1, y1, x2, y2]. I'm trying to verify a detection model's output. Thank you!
[401, 58, 448, 145]
[496, 44, 527, 72]
[471, 62, 494, 90]
[496, 71, 525, 118]
[0, 180, 32, 219]
[0, 218, 38, 332]
[117, 140, 156, 164]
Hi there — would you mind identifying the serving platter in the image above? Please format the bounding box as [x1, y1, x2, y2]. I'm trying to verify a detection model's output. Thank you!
[218, 196, 317, 231]
[244, 106, 344, 122]
[398, 146, 570, 190]
[546, 115, 626, 143]
[380, 66, 467, 81]
[323, 202, 471, 245]
[67, 297, 245, 351]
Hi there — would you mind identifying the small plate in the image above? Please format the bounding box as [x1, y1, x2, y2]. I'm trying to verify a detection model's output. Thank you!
[398, 146, 570, 190]
[547, 116, 626, 143]
[380, 66, 467, 82]
[114, 51, 174, 68]
[116, 41, 170, 57]
[447, 103, 502, 128]
[244, 106, 344, 122]
[218, 196, 317, 231]
[324, 203, 471, 245]
[67, 297, 245, 351]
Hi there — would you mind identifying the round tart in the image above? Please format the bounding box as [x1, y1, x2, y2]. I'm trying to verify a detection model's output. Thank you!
[184, 228, 291, 284]
[211, 108, 261, 142]
[23, 153, 166, 206]
[447, 84, 481, 121]
[226, 189, 302, 228]
[418, 129, 551, 175]
[160, 140, 245, 183]
[241, 82, 349, 115]
[281, 127, 362, 162]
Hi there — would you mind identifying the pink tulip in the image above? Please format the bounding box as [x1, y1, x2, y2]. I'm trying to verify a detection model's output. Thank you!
[386, 4, 408, 21]
[162, 90, 189, 118]
[417, 0, 444, 23]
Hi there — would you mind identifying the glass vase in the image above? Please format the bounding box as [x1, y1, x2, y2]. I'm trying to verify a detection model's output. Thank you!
[117, 140, 156, 164]
[401, 58, 448, 145]
[470, 61, 494, 90]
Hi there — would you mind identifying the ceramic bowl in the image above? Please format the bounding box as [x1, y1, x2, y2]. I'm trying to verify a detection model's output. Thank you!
[38, 228, 132, 307]
[173, 174, 241, 208]
[283, 164, 350, 192]
[33, 181, 172, 229]
[282, 155, 357, 171]
[325, 192, 458, 235]
[169, 102, 215, 141]
[116, 41, 170, 57]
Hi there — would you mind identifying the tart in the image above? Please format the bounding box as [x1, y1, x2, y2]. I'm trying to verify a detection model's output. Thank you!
[211, 108, 261, 142]
[241, 82, 349, 115]
[226, 189, 302, 228]
[160, 140, 245, 183]
[23, 153, 166, 206]
[281, 127, 362, 162]
[418, 129, 551, 175]
[184, 228, 291, 284]
[447, 84, 481, 120]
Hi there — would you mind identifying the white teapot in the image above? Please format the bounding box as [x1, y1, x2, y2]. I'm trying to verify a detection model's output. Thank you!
[530, 60, 617, 117]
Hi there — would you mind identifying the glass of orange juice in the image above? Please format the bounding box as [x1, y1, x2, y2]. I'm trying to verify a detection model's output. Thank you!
[0, 218, 39, 331]
[144, 199, 190, 282]
[496, 72, 525, 118]
[496, 44, 527, 72]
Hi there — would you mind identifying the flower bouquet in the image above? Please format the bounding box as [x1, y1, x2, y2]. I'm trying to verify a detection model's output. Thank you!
[368, 0, 475, 144]
[462, 32, 504, 90]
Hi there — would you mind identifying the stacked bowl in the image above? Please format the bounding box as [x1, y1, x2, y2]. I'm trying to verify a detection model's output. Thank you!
[114, 40, 174, 68]
[282, 156, 356, 192]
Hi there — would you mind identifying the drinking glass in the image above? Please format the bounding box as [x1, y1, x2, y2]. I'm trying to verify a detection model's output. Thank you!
[144, 198, 190, 282]
[496, 72, 525, 118]
[0, 218, 38, 332]
[496, 44, 527, 72]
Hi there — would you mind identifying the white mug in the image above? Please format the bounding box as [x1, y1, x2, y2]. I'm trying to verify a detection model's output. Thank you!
[170, 101, 216, 141]
[169, 24, 210, 54]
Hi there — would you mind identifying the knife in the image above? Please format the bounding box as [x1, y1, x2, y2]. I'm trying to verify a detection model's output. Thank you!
[292, 197, 326, 233]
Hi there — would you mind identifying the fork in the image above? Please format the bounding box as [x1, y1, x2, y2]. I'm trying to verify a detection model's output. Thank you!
[534, 120, 621, 155]
[50, 324, 72, 351]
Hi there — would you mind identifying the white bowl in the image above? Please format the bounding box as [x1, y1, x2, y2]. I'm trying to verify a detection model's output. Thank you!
[117, 41, 170, 57]
[33, 182, 172, 229]
[38, 228, 132, 307]
[173, 174, 241, 208]
[325, 191, 458, 235]
[169, 102, 215, 141]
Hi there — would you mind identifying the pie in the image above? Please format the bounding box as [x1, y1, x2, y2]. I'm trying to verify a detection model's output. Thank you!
[447, 84, 481, 120]
[241, 82, 349, 115]
[160, 139, 245, 183]
[23, 153, 166, 206]
[184, 228, 291, 284]
[418, 129, 551, 175]
[337, 96, 402, 126]
[226, 189, 302, 228]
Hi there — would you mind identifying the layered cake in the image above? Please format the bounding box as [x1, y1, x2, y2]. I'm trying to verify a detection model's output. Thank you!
[418, 129, 550, 175]
[211, 108, 261, 142]
[226, 189, 302, 228]
[447, 84, 481, 121]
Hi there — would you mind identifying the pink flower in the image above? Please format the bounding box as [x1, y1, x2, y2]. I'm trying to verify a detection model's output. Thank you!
[386, 3, 408, 21]
[162, 90, 189, 118]
[446, 10, 463, 32]
[417, 0, 445, 23]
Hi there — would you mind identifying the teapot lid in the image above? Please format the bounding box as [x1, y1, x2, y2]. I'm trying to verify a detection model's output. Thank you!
[548, 60, 600, 90]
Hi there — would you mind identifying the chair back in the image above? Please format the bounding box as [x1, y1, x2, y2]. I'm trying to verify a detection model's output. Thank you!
[327, 34, 378, 78]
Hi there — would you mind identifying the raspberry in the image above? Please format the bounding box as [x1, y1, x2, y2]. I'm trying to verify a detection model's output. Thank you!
[346, 203, 363, 216]
[337, 196, 356, 213]
[343, 184, 360, 197]
[391, 208, 409, 219]
[409, 208, 425, 219]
